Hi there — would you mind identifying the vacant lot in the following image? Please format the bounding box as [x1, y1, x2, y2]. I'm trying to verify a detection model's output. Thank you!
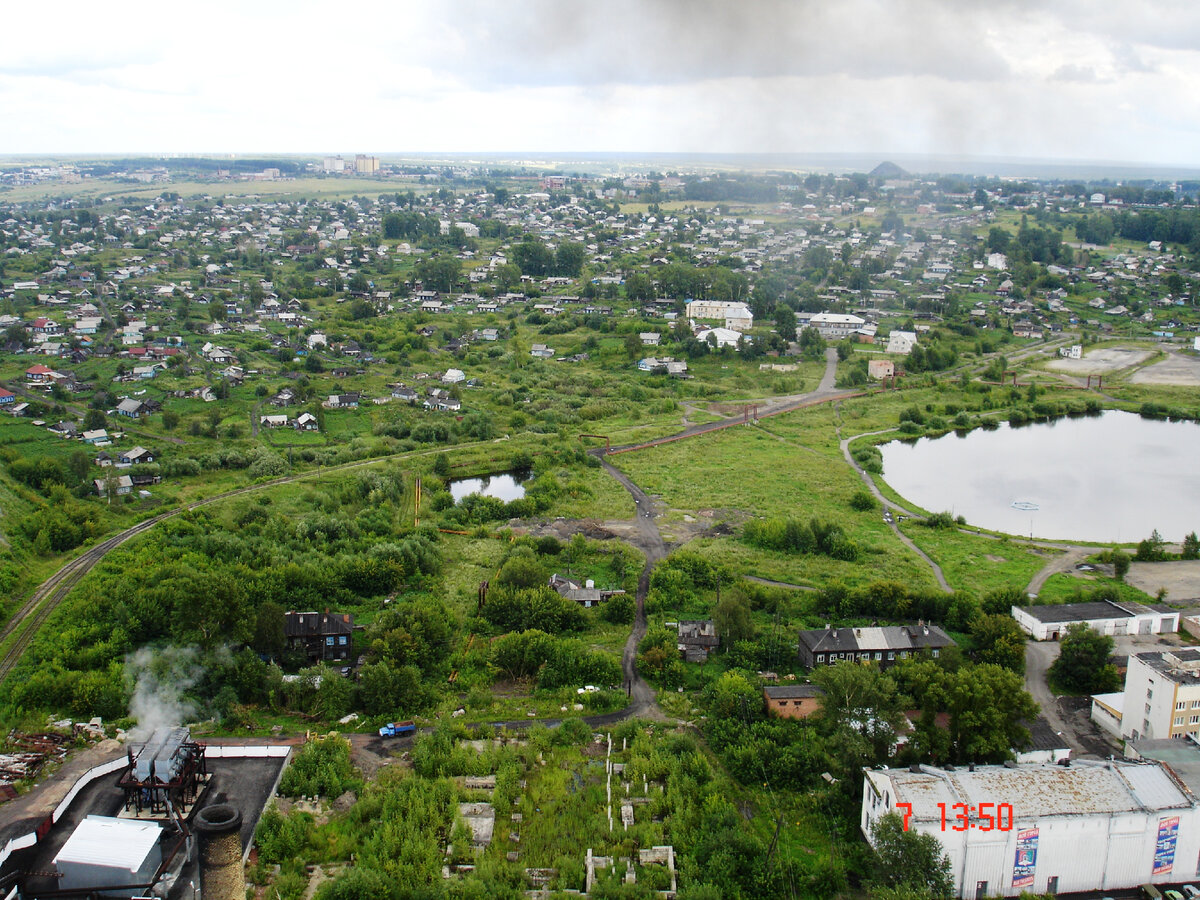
[1126, 559, 1200, 603]
[1046, 347, 1153, 375]
[1128, 352, 1200, 387]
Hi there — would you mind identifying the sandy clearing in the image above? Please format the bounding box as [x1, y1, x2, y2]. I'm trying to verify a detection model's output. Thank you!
[1126, 559, 1200, 603]
[1128, 352, 1200, 386]
[1046, 347, 1153, 374]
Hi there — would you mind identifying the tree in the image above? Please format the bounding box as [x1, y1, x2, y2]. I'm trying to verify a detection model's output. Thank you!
[713, 592, 754, 645]
[554, 242, 586, 277]
[1111, 550, 1131, 580]
[869, 812, 953, 899]
[1050, 622, 1120, 693]
[1182, 531, 1200, 561]
[798, 325, 825, 361]
[252, 600, 286, 659]
[811, 662, 906, 762]
[774, 305, 796, 341]
[161, 409, 179, 431]
[970, 614, 1026, 674]
[84, 408, 106, 430]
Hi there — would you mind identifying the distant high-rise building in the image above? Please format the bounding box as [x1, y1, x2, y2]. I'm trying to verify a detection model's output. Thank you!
[355, 155, 379, 175]
[323, 156, 346, 173]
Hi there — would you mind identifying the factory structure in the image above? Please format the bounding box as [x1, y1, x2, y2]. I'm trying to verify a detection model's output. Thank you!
[119, 727, 207, 816]
[862, 759, 1200, 897]
[0, 727, 290, 900]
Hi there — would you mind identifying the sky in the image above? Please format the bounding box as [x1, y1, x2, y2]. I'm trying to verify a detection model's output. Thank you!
[2, 0, 1199, 166]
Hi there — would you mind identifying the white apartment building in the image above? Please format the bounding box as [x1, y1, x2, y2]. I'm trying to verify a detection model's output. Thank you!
[684, 300, 753, 332]
[1093, 649, 1200, 743]
[809, 312, 866, 340]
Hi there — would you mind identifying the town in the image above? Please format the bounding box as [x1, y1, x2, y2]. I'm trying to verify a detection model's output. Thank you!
[0, 153, 1198, 900]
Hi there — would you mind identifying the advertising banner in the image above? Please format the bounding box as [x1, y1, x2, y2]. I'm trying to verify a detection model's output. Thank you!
[1013, 827, 1039, 889]
[1154, 816, 1180, 876]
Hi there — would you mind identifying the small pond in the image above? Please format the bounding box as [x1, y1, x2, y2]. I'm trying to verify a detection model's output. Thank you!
[878, 410, 1200, 543]
[448, 471, 529, 503]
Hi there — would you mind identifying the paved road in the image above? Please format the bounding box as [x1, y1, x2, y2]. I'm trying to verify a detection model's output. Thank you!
[1024, 640, 1120, 759]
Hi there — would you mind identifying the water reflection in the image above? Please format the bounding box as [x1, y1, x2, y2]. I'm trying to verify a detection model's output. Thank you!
[879, 411, 1200, 542]
[448, 472, 528, 503]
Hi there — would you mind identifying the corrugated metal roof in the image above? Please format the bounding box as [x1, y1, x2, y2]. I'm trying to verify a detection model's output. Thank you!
[878, 761, 1191, 823]
[54, 816, 161, 871]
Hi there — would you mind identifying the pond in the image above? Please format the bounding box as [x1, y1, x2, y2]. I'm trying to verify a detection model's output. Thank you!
[878, 410, 1200, 543]
[448, 471, 529, 503]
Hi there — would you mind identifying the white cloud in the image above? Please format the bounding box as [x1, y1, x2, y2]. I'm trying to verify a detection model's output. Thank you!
[0, 0, 1197, 164]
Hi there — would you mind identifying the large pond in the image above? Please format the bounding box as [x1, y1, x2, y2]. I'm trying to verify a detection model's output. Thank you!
[448, 471, 528, 503]
[879, 410, 1200, 543]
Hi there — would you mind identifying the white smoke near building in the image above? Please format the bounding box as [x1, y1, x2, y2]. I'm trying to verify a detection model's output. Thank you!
[124, 646, 205, 740]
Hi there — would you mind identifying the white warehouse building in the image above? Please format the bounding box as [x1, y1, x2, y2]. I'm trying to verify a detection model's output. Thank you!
[862, 760, 1200, 897]
[1011, 599, 1179, 641]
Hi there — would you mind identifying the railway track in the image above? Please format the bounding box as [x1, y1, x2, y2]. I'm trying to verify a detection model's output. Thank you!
[0, 446, 458, 683]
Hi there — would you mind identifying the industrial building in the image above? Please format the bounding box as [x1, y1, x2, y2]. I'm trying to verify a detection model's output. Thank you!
[1093, 648, 1200, 743]
[0, 734, 290, 900]
[119, 727, 206, 816]
[862, 760, 1200, 897]
[1012, 598, 1179, 640]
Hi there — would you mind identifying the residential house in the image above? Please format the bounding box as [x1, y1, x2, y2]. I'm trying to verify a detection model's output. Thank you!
[639, 332, 661, 346]
[442, 368, 466, 384]
[885, 331, 918, 355]
[284, 610, 354, 663]
[118, 446, 155, 466]
[295, 412, 319, 431]
[93, 474, 133, 497]
[763, 684, 824, 719]
[798, 623, 954, 670]
[548, 573, 626, 608]
[25, 364, 56, 384]
[116, 398, 146, 418]
[324, 393, 360, 409]
[424, 389, 461, 412]
[389, 383, 418, 402]
[694, 327, 743, 350]
[677, 620, 719, 663]
[259, 414, 289, 428]
[270, 388, 296, 407]
[82, 429, 110, 445]
[0, 389, 14, 405]
[530, 343, 555, 359]
[867, 359, 895, 380]
[31, 317, 62, 335]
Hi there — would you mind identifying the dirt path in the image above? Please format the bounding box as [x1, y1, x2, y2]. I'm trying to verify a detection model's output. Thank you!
[837, 426, 953, 593]
[598, 458, 670, 721]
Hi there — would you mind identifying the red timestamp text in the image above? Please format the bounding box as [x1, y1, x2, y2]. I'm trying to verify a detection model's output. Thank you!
[896, 802, 1014, 832]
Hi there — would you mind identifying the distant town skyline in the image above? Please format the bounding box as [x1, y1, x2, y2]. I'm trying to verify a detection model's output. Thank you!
[2, 0, 1198, 166]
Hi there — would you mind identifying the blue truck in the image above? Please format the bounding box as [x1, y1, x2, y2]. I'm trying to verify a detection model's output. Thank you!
[378, 721, 416, 738]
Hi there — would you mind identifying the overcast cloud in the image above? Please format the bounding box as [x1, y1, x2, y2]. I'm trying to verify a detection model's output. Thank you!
[0, 0, 1197, 164]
